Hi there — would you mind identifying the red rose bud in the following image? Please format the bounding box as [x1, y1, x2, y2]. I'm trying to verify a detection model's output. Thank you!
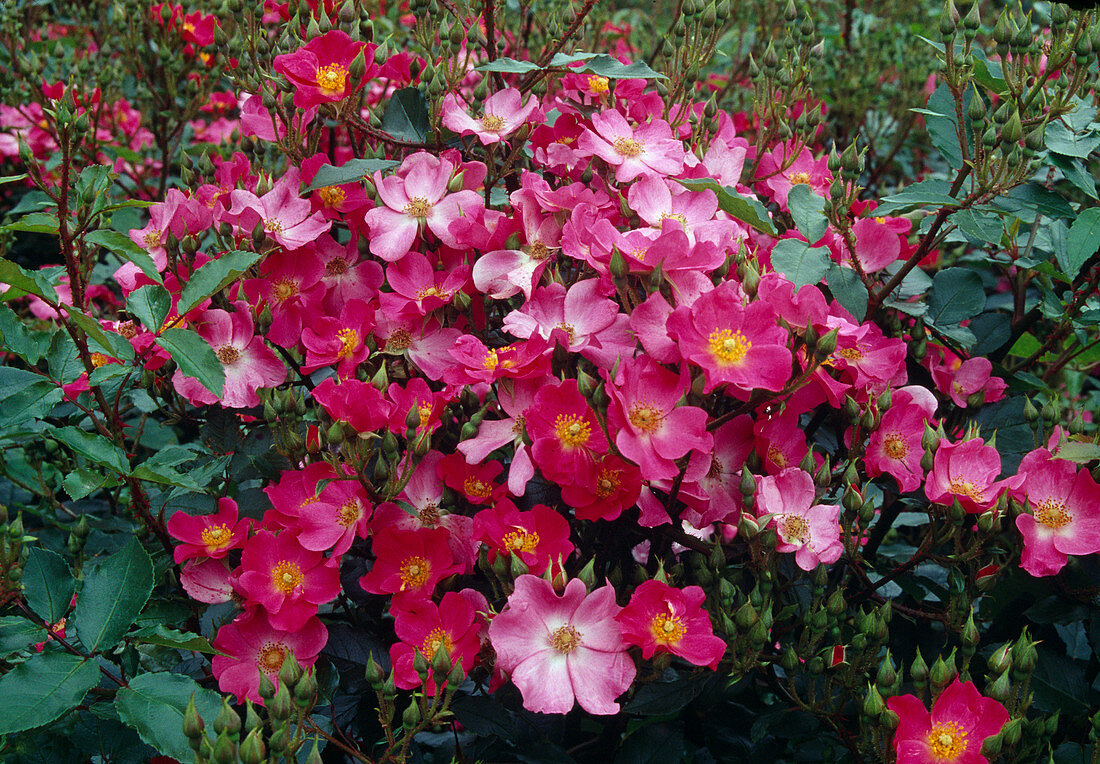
[305, 424, 322, 454]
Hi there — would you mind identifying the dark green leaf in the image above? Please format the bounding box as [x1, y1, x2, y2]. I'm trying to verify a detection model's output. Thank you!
[381, 87, 429, 143]
[1030, 648, 1089, 714]
[22, 548, 75, 625]
[0, 615, 46, 652]
[126, 285, 172, 334]
[7, 189, 52, 215]
[114, 672, 223, 762]
[155, 328, 224, 398]
[926, 267, 985, 325]
[826, 265, 869, 321]
[73, 537, 154, 653]
[45, 331, 83, 384]
[0, 304, 47, 364]
[63, 467, 117, 501]
[85, 229, 162, 285]
[997, 183, 1075, 220]
[177, 250, 262, 315]
[304, 158, 399, 192]
[450, 694, 516, 741]
[0, 652, 100, 734]
[969, 312, 1012, 355]
[616, 723, 684, 764]
[1050, 154, 1098, 200]
[1053, 440, 1100, 464]
[770, 239, 831, 288]
[127, 625, 220, 654]
[5, 212, 60, 234]
[788, 184, 828, 242]
[624, 672, 717, 716]
[130, 463, 206, 492]
[51, 427, 129, 474]
[676, 178, 777, 235]
[1062, 207, 1100, 279]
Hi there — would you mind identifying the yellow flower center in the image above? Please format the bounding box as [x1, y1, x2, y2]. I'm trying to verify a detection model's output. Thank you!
[527, 241, 550, 260]
[659, 211, 689, 229]
[336, 499, 361, 528]
[480, 114, 506, 131]
[271, 560, 304, 594]
[708, 328, 752, 365]
[767, 445, 787, 469]
[386, 328, 413, 350]
[90, 352, 111, 368]
[336, 328, 359, 358]
[554, 414, 592, 448]
[483, 348, 499, 370]
[926, 721, 968, 759]
[502, 528, 540, 553]
[421, 627, 454, 659]
[325, 257, 349, 276]
[707, 456, 723, 479]
[587, 75, 610, 94]
[417, 402, 433, 428]
[884, 433, 909, 460]
[272, 277, 299, 303]
[511, 414, 526, 437]
[948, 478, 984, 504]
[318, 186, 346, 207]
[418, 504, 440, 526]
[201, 524, 232, 549]
[549, 624, 583, 654]
[1034, 499, 1072, 529]
[596, 466, 622, 498]
[263, 218, 283, 233]
[399, 555, 431, 590]
[837, 347, 863, 361]
[628, 402, 664, 433]
[143, 230, 163, 249]
[613, 136, 644, 157]
[630, 246, 648, 262]
[874, 216, 886, 224]
[314, 63, 349, 95]
[555, 322, 576, 344]
[416, 285, 450, 301]
[216, 345, 241, 364]
[404, 196, 433, 217]
[788, 171, 811, 186]
[256, 641, 287, 675]
[649, 612, 686, 645]
[778, 515, 810, 545]
[463, 476, 494, 498]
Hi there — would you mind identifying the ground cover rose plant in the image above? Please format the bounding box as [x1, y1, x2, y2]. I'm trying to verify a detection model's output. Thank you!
[0, 0, 1099, 761]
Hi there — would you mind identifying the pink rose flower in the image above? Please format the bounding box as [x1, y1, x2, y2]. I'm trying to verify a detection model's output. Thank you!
[616, 579, 726, 668]
[488, 575, 636, 715]
[885, 679, 1008, 764]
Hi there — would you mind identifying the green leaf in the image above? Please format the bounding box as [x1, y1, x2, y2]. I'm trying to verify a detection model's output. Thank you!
[51, 426, 130, 474]
[114, 672, 223, 762]
[1050, 154, 1098, 200]
[926, 83, 966, 170]
[155, 328, 225, 398]
[177, 250, 262, 315]
[0, 257, 59, 303]
[616, 723, 685, 764]
[0, 372, 63, 426]
[0, 615, 46, 652]
[875, 179, 957, 214]
[998, 183, 1075, 220]
[0, 304, 47, 364]
[129, 463, 206, 492]
[126, 284, 172, 334]
[5, 212, 60, 234]
[1053, 440, 1100, 464]
[1062, 207, 1100, 279]
[449, 694, 517, 741]
[21, 548, 75, 625]
[582, 54, 666, 80]
[625, 672, 717, 716]
[72, 537, 154, 653]
[675, 178, 777, 235]
[476, 57, 542, 74]
[304, 158, 399, 192]
[0, 172, 28, 185]
[85, 229, 162, 285]
[926, 267, 985, 325]
[1030, 648, 1089, 714]
[0, 652, 101, 734]
[45, 331, 84, 384]
[971, 53, 1005, 94]
[381, 87, 429, 143]
[826, 265, 869, 321]
[770, 239, 831, 288]
[788, 184, 828, 242]
[127, 625, 220, 654]
[63, 308, 135, 361]
[63, 467, 116, 501]
[1044, 119, 1100, 158]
